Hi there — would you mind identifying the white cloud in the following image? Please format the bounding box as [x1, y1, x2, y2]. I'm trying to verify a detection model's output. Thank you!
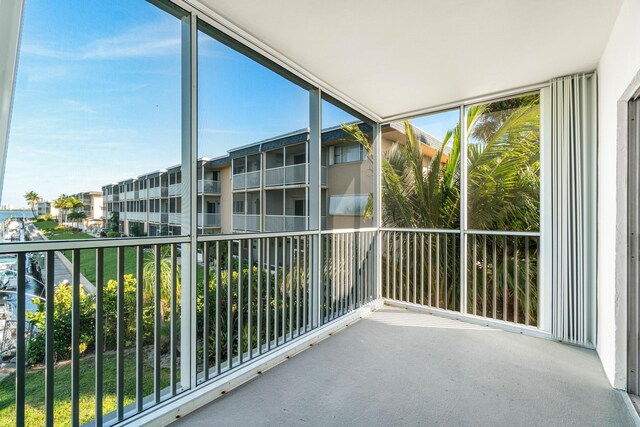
[21, 18, 181, 61]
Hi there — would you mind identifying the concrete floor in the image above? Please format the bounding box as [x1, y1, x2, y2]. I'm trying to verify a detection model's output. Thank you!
[173, 306, 634, 426]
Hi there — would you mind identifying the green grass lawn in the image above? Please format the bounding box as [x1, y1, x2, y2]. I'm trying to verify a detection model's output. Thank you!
[61, 247, 140, 285]
[33, 220, 58, 231]
[0, 351, 172, 426]
[37, 224, 139, 284]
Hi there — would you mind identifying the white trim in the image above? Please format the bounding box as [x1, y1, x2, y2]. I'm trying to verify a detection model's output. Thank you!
[0, 0, 24, 205]
[118, 299, 383, 426]
[619, 391, 640, 427]
[383, 299, 555, 342]
[540, 86, 553, 333]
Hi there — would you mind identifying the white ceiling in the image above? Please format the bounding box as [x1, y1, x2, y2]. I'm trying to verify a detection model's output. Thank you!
[194, 0, 622, 120]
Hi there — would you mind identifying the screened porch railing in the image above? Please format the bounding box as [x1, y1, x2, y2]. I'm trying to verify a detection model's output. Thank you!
[381, 228, 539, 327]
[6, 228, 379, 426]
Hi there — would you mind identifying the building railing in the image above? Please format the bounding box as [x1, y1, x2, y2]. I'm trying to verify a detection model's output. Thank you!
[232, 171, 260, 190]
[320, 229, 377, 324]
[6, 230, 378, 425]
[168, 213, 181, 225]
[199, 213, 221, 227]
[198, 179, 221, 194]
[232, 214, 260, 232]
[5, 225, 541, 426]
[265, 164, 306, 187]
[139, 188, 148, 199]
[168, 184, 180, 196]
[148, 187, 168, 198]
[149, 212, 161, 223]
[381, 229, 539, 327]
[124, 212, 146, 222]
[264, 215, 307, 232]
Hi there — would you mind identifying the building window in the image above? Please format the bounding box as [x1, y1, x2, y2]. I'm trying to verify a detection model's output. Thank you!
[329, 194, 369, 216]
[233, 200, 245, 214]
[332, 143, 364, 164]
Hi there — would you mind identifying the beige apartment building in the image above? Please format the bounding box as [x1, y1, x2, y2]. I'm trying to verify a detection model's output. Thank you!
[103, 122, 444, 236]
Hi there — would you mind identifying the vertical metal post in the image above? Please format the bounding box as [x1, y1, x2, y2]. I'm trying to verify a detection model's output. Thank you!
[116, 247, 124, 422]
[135, 246, 144, 411]
[46, 252, 56, 426]
[203, 242, 210, 380]
[309, 88, 322, 327]
[15, 253, 25, 427]
[180, 9, 197, 391]
[459, 105, 468, 314]
[373, 123, 383, 300]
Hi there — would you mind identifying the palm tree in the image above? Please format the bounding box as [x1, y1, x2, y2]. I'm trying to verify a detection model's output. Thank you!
[68, 211, 87, 230]
[24, 191, 41, 219]
[143, 247, 181, 319]
[341, 96, 540, 323]
[52, 195, 67, 224]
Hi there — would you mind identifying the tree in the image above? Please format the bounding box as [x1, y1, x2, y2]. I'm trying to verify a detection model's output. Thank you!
[342, 96, 540, 323]
[68, 210, 87, 230]
[143, 247, 181, 319]
[52, 195, 67, 224]
[109, 211, 119, 233]
[24, 191, 41, 219]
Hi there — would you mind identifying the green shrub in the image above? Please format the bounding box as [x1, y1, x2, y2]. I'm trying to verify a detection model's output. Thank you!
[26, 283, 95, 364]
[106, 231, 120, 238]
[25, 274, 158, 365]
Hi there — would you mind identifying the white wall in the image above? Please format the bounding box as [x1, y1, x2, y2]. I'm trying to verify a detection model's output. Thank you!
[597, 0, 640, 389]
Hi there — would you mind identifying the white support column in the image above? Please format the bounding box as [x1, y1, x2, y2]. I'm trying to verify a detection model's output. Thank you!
[309, 88, 322, 327]
[180, 11, 197, 390]
[0, 0, 25, 204]
[459, 106, 468, 314]
[540, 86, 552, 333]
[373, 122, 383, 299]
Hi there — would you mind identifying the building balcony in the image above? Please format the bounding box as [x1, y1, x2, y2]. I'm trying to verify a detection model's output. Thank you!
[232, 171, 261, 190]
[265, 164, 305, 187]
[148, 187, 168, 198]
[263, 164, 327, 187]
[125, 212, 146, 222]
[264, 214, 307, 232]
[138, 188, 148, 199]
[198, 179, 221, 194]
[168, 212, 180, 225]
[4, 229, 629, 426]
[168, 183, 180, 196]
[198, 212, 221, 227]
[232, 213, 260, 231]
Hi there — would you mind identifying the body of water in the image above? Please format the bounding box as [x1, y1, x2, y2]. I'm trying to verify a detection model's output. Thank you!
[0, 210, 32, 222]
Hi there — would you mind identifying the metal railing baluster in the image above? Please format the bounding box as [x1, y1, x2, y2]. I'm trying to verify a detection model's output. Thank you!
[46, 251, 56, 426]
[16, 253, 26, 427]
[215, 241, 221, 375]
[248, 238, 253, 358]
[203, 242, 210, 381]
[227, 240, 233, 368]
[154, 244, 161, 403]
[170, 244, 177, 393]
[135, 246, 144, 410]
[116, 246, 124, 421]
[238, 240, 243, 363]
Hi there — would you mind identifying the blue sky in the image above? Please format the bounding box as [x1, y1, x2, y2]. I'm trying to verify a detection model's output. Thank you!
[3, 0, 457, 208]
